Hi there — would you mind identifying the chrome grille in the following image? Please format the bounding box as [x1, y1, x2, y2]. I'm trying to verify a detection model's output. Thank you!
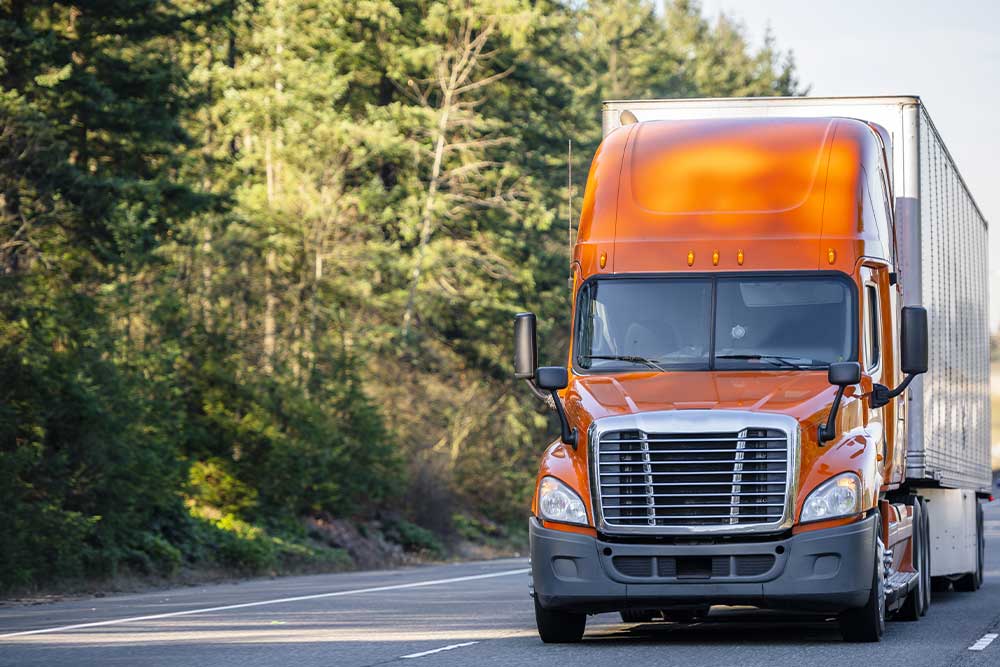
[596, 428, 789, 531]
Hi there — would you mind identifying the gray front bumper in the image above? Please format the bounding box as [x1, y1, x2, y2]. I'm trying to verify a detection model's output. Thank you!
[530, 514, 875, 614]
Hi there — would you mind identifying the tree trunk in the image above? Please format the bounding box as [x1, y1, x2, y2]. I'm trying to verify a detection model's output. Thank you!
[263, 248, 277, 372]
[401, 94, 451, 337]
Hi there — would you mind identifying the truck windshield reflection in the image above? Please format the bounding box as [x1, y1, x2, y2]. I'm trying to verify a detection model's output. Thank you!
[575, 275, 855, 371]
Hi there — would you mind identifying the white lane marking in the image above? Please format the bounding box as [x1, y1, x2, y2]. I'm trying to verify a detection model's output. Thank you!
[0, 568, 530, 640]
[969, 633, 999, 651]
[401, 641, 479, 659]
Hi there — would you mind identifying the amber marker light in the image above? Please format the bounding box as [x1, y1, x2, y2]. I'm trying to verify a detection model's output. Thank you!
[712, 249, 720, 266]
[827, 248, 836, 264]
[737, 249, 744, 266]
[599, 251, 607, 269]
[687, 250, 695, 266]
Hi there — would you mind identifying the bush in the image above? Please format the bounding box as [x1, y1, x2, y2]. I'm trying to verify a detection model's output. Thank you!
[0, 281, 188, 589]
[383, 517, 445, 557]
[452, 513, 503, 542]
[126, 532, 183, 577]
[188, 459, 258, 516]
[186, 502, 351, 573]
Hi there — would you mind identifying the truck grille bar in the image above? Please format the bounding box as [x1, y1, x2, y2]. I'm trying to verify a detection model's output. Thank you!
[594, 425, 791, 533]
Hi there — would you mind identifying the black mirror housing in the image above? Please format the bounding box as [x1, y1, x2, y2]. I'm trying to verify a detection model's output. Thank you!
[870, 305, 929, 410]
[535, 365, 576, 447]
[901, 306, 928, 375]
[513, 315, 577, 448]
[828, 361, 861, 386]
[536, 366, 569, 391]
[514, 312, 537, 379]
[819, 362, 861, 443]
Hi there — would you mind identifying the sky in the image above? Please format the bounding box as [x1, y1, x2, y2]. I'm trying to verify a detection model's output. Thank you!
[698, 0, 1000, 328]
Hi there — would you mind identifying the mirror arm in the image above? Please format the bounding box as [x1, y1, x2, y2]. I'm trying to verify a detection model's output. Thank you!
[818, 384, 847, 445]
[870, 374, 916, 409]
[522, 378, 556, 411]
[550, 390, 578, 448]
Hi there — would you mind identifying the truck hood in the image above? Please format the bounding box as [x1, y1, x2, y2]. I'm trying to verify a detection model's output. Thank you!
[567, 370, 841, 428]
[551, 371, 878, 530]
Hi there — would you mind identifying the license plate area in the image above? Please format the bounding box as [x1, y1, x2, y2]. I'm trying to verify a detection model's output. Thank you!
[676, 556, 712, 579]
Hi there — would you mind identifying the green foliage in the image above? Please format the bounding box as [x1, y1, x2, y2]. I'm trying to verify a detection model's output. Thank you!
[187, 503, 351, 573]
[127, 533, 184, 577]
[0, 276, 187, 585]
[383, 517, 446, 558]
[189, 459, 259, 516]
[0, 0, 802, 591]
[452, 512, 502, 541]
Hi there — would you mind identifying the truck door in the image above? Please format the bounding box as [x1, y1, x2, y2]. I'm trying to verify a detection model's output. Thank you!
[861, 264, 903, 487]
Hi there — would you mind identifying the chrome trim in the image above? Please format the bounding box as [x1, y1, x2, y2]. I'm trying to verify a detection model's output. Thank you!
[729, 429, 748, 525]
[589, 410, 800, 536]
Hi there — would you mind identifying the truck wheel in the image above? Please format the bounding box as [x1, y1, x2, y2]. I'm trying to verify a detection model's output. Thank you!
[920, 497, 931, 614]
[954, 502, 983, 592]
[931, 577, 951, 592]
[534, 596, 586, 643]
[898, 499, 926, 621]
[976, 501, 985, 588]
[839, 519, 885, 642]
[619, 609, 658, 623]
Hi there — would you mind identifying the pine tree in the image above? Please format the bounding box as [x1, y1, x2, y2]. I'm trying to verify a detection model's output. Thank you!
[0, 0, 213, 585]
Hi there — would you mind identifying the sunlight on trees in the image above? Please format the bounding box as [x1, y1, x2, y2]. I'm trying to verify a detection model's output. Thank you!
[0, 0, 801, 589]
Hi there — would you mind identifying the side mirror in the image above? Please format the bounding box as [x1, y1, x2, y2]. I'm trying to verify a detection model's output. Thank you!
[819, 362, 861, 444]
[871, 306, 928, 409]
[512, 313, 577, 448]
[514, 313, 537, 379]
[535, 365, 576, 447]
[900, 306, 928, 375]
[536, 366, 569, 391]
[828, 361, 862, 386]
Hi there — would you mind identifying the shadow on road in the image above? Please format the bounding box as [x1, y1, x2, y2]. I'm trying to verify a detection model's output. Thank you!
[586, 608, 843, 645]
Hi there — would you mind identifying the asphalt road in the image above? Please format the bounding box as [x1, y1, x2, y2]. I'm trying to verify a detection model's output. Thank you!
[1, 505, 998, 667]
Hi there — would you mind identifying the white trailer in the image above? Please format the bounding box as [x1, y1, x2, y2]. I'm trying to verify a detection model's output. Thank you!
[602, 96, 991, 582]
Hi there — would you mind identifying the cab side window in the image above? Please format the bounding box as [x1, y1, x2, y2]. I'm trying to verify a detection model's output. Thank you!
[864, 285, 880, 370]
[877, 166, 895, 264]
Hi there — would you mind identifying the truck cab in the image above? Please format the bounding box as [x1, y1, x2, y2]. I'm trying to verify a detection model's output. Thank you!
[516, 111, 940, 643]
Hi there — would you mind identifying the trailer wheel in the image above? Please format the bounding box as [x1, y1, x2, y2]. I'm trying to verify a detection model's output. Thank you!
[954, 502, 983, 592]
[839, 517, 885, 642]
[898, 499, 926, 621]
[534, 596, 586, 643]
[919, 497, 931, 614]
[976, 501, 985, 588]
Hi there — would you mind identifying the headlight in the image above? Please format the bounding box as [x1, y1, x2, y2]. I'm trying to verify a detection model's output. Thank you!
[801, 472, 861, 522]
[538, 476, 588, 526]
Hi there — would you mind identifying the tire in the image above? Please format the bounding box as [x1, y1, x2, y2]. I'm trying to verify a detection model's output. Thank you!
[619, 609, 658, 623]
[954, 502, 984, 592]
[920, 497, 931, 615]
[976, 501, 985, 588]
[534, 596, 586, 643]
[898, 498, 925, 621]
[931, 577, 951, 593]
[839, 517, 886, 642]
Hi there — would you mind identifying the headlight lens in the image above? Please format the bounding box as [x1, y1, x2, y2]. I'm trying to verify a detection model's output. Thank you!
[538, 476, 588, 526]
[801, 472, 861, 522]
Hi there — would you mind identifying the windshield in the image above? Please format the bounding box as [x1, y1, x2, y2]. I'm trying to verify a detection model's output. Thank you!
[575, 274, 856, 372]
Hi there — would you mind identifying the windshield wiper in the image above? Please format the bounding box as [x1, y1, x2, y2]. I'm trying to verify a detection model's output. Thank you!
[581, 354, 666, 372]
[715, 354, 824, 371]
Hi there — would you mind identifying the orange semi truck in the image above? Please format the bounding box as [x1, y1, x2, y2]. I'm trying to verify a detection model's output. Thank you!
[514, 96, 990, 643]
